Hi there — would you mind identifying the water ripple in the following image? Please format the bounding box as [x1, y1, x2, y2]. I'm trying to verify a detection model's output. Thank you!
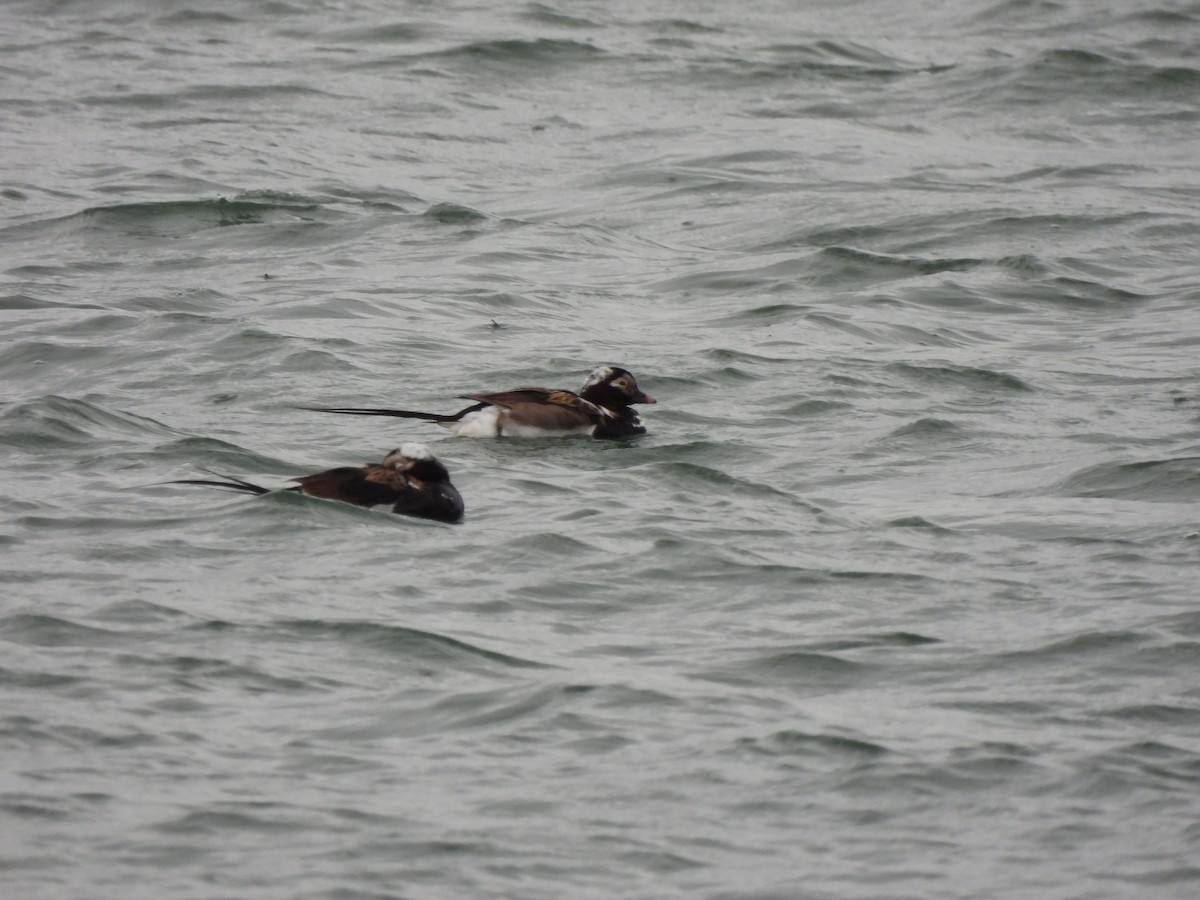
[1055, 457, 1200, 503]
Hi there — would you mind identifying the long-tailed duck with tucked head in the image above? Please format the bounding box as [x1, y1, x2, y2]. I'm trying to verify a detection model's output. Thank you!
[306, 365, 656, 439]
[169, 443, 464, 523]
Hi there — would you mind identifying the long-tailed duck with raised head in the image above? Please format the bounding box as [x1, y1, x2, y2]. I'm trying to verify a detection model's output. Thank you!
[306, 365, 656, 439]
[169, 443, 464, 523]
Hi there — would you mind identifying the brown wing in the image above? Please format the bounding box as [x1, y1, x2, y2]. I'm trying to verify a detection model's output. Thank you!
[460, 387, 568, 408]
[464, 387, 601, 414]
[291, 465, 403, 507]
[363, 465, 415, 490]
[458, 386, 607, 432]
[500, 400, 603, 430]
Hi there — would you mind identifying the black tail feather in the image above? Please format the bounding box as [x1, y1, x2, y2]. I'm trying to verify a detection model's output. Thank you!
[300, 406, 449, 421]
[168, 467, 271, 495]
[299, 402, 486, 423]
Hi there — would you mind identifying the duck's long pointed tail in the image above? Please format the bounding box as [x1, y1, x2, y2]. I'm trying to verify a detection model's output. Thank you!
[166, 467, 271, 495]
[300, 402, 486, 423]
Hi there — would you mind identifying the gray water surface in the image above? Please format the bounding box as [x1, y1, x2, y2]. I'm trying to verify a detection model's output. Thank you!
[3, 1, 1200, 897]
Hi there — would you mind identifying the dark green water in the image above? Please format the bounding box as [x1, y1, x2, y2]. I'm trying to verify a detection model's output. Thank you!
[3, 1, 1200, 897]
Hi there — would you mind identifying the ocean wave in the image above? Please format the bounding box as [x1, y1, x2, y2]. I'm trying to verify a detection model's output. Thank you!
[736, 729, 890, 763]
[682, 38, 941, 85]
[341, 37, 605, 75]
[276, 619, 551, 672]
[0, 395, 177, 449]
[0, 195, 358, 251]
[694, 646, 877, 691]
[887, 362, 1033, 393]
[1054, 456, 1200, 502]
[1, 612, 132, 649]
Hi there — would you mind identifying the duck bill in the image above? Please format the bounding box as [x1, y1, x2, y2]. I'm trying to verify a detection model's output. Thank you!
[633, 390, 656, 405]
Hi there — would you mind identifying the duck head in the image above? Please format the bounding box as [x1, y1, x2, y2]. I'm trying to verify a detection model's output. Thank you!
[579, 366, 656, 411]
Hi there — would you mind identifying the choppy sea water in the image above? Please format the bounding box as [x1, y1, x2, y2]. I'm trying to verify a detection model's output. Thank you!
[3, 0, 1200, 897]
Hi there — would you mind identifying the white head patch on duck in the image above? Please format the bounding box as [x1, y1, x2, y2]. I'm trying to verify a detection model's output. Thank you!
[582, 366, 618, 392]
